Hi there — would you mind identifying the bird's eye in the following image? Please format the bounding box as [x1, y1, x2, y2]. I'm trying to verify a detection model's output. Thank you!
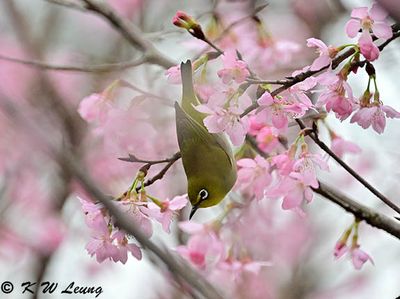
[199, 189, 209, 200]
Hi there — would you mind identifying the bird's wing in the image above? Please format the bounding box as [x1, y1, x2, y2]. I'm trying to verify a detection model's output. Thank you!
[175, 102, 233, 169]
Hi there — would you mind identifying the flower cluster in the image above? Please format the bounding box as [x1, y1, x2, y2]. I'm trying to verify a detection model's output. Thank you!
[177, 219, 271, 279]
[74, 3, 398, 282]
[345, 4, 393, 61]
[334, 221, 374, 270]
[79, 187, 187, 263]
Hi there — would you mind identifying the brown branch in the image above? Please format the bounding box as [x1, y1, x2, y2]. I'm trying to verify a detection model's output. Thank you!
[314, 183, 400, 239]
[245, 135, 400, 240]
[118, 152, 179, 164]
[77, 0, 175, 69]
[141, 152, 181, 189]
[0, 54, 147, 73]
[215, 3, 268, 42]
[246, 78, 288, 85]
[45, 0, 87, 11]
[296, 118, 400, 215]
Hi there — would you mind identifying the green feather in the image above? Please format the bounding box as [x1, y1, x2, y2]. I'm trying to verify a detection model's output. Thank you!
[174, 60, 237, 212]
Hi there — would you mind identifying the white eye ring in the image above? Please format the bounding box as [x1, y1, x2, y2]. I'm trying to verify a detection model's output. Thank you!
[199, 189, 208, 200]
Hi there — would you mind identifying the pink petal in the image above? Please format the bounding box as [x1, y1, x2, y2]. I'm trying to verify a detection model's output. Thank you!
[127, 243, 142, 260]
[169, 195, 188, 210]
[178, 221, 204, 234]
[371, 110, 386, 134]
[281, 186, 303, 210]
[203, 115, 224, 133]
[227, 121, 246, 146]
[304, 187, 314, 203]
[271, 112, 288, 130]
[351, 248, 374, 270]
[382, 105, 400, 118]
[310, 55, 331, 71]
[369, 3, 388, 21]
[345, 19, 361, 38]
[237, 158, 257, 168]
[306, 38, 328, 51]
[351, 7, 369, 19]
[316, 71, 338, 86]
[358, 33, 380, 61]
[257, 92, 274, 106]
[195, 104, 214, 114]
[372, 23, 393, 40]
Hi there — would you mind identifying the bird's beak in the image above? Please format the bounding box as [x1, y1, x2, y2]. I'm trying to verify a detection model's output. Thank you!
[189, 205, 198, 220]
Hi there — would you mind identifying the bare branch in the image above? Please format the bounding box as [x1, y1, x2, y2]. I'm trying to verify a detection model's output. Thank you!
[0, 54, 147, 73]
[78, 0, 175, 68]
[245, 135, 400, 240]
[315, 182, 400, 239]
[296, 119, 400, 215]
[45, 0, 87, 11]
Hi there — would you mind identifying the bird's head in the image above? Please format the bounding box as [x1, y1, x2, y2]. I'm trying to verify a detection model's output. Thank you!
[188, 177, 228, 219]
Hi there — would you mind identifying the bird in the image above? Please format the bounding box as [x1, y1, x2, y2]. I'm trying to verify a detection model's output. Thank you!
[174, 60, 237, 219]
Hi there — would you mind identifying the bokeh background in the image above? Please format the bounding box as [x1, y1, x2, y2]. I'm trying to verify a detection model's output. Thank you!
[0, 0, 399, 298]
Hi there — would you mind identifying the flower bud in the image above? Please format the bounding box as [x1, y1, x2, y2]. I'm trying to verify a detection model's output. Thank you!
[172, 11, 206, 40]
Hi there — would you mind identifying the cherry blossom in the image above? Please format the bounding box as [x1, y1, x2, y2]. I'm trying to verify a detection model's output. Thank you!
[217, 257, 272, 280]
[177, 222, 225, 269]
[345, 4, 393, 40]
[165, 65, 182, 84]
[345, 4, 392, 62]
[358, 32, 380, 62]
[78, 93, 114, 125]
[351, 246, 374, 270]
[112, 231, 142, 263]
[330, 135, 361, 158]
[85, 213, 121, 263]
[316, 72, 356, 121]
[236, 156, 272, 200]
[255, 126, 279, 153]
[195, 90, 251, 145]
[350, 104, 400, 134]
[256, 92, 289, 131]
[80, 196, 147, 264]
[217, 50, 250, 84]
[255, 79, 315, 133]
[147, 195, 188, 233]
[267, 144, 328, 211]
[306, 38, 338, 71]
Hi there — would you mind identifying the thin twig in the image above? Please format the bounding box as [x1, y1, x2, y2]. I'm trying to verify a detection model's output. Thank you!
[246, 78, 288, 85]
[45, 0, 87, 11]
[119, 152, 180, 165]
[0, 54, 147, 73]
[79, 0, 175, 68]
[213, 3, 268, 45]
[141, 152, 181, 189]
[192, 3, 267, 61]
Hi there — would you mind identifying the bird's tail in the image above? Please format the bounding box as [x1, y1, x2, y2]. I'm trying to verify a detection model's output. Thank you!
[180, 60, 203, 124]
